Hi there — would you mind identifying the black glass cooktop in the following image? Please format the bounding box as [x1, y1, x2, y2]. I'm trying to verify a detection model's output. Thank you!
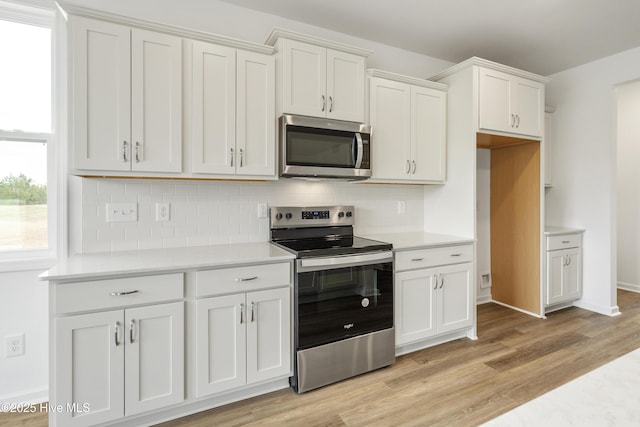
[273, 235, 392, 258]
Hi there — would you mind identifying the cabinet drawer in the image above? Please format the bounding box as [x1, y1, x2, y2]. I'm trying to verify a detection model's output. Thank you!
[196, 262, 291, 297]
[395, 245, 473, 271]
[55, 273, 183, 314]
[547, 234, 581, 251]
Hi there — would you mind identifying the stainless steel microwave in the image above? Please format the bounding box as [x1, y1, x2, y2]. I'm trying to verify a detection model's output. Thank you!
[279, 114, 372, 180]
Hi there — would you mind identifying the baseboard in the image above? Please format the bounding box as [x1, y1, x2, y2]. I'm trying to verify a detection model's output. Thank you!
[618, 281, 640, 293]
[476, 295, 492, 304]
[573, 299, 621, 317]
[0, 386, 48, 405]
[491, 299, 544, 318]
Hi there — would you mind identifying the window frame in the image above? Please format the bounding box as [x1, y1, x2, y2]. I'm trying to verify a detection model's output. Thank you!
[0, 1, 56, 270]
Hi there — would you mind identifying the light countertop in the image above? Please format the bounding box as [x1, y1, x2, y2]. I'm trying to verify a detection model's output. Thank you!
[364, 231, 474, 251]
[40, 242, 295, 282]
[544, 226, 585, 236]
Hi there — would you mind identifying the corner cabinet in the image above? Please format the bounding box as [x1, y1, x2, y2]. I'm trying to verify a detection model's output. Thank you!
[394, 244, 474, 353]
[51, 274, 184, 427]
[367, 70, 447, 183]
[267, 29, 371, 122]
[545, 230, 584, 307]
[71, 16, 182, 173]
[189, 41, 276, 178]
[194, 262, 292, 397]
[478, 67, 544, 138]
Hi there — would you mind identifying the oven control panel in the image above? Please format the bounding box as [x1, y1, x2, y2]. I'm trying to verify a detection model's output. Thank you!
[270, 206, 354, 228]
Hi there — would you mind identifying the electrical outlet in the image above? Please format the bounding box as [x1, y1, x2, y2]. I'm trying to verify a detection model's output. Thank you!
[156, 202, 171, 222]
[397, 201, 406, 214]
[106, 203, 138, 223]
[257, 203, 268, 219]
[480, 273, 492, 289]
[6, 334, 24, 357]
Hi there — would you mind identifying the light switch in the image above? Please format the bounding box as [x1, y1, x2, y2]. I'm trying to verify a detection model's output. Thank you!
[106, 203, 138, 223]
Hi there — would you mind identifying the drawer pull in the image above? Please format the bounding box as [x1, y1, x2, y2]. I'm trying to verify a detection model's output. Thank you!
[450, 253, 463, 257]
[562, 240, 570, 244]
[110, 290, 139, 296]
[251, 302, 256, 322]
[411, 258, 424, 262]
[235, 276, 258, 282]
[240, 303, 245, 324]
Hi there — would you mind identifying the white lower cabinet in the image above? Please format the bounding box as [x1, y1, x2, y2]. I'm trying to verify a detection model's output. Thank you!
[394, 245, 473, 348]
[55, 302, 184, 427]
[196, 287, 291, 397]
[545, 231, 583, 307]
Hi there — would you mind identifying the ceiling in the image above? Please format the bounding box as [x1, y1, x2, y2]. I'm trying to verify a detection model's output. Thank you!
[219, 0, 640, 76]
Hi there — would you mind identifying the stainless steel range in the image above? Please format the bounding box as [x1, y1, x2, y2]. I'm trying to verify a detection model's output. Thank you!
[270, 205, 395, 393]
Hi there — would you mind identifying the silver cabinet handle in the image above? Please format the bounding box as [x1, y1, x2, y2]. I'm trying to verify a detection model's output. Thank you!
[562, 240, 570, 244]
[433, 274, 438, 290]
[235, 276, 258, 282]
[122, 141, 128, 162]
[412, 160, 416, 175]
[251, 302, 255, 322]
[114, 322, 121, 346]
[439, 273, 445, 289]
[566, 255, 572, 266]
[129, 319, 135, 344]
[329, 96, 333, 112]
[516, 115, 520, 128]
[239, 148, 244, 167]
[230, 147, 234, 167]
[406, 160, 411, 174]
[411, 258, 424, 262]
[450, 253, 463, 257]
[136, 141, 143, 163]
[240, 303, 244, 324]
[511, 114, 515, 127]
[110, 290, 139, 296]
[321, 95, 326, 112]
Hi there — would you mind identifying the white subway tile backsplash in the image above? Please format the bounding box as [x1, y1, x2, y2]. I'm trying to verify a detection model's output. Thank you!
[74, 178, 425, 254]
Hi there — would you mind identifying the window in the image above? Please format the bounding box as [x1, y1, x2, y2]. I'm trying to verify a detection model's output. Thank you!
[0, 1, 55, 262]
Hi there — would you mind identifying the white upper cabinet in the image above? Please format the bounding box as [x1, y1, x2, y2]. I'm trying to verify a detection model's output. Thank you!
[268, 29, 370, 122]
[368, 70, 447, 183]
[190, 41, 275, 178]
[72, 16, 182, 173]
[478, 67, 544, 138]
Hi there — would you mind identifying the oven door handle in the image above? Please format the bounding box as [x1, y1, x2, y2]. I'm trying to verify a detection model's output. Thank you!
[297, 251, 392, 272]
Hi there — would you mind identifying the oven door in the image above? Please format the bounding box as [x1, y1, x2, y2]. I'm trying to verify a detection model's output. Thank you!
[295, 251, 393, 350]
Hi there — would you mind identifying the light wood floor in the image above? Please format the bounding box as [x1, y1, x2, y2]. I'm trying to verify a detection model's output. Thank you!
[3, 290, 640, 427]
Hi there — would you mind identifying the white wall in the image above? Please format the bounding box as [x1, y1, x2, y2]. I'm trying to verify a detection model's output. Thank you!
[476, 149, 491, 302]
[546, 46, 640, 316]
[616, 79, 640, 292]
[0, 269, 49, 404]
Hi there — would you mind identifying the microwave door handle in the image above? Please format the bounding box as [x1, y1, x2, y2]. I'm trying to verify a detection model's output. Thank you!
[355, 133, 364, 168]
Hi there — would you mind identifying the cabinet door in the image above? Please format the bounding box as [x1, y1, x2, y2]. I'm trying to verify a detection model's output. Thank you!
[514, 77, 544, 137]
[563, 250, 582, 301]
[56, 310, 124, 426]
[72, 17, 131, 171]
[281, 39, 326, 117]
[236, 50, 276, 177]
[131, 29, 182, 172]
[395, 269, 437, 345]
[368, 77, 411, 180]
[246, 287, 291, 384]
[547, 249, 582, 305]
[326, 49, 364, 122]
[196, 294, 246, 396]
[411, 85, 447, 182]
[437, 263, 473, 334]
[478, 68, 512, 134]
[124, 302, 184, 416]
[190, 41, 236, 175]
